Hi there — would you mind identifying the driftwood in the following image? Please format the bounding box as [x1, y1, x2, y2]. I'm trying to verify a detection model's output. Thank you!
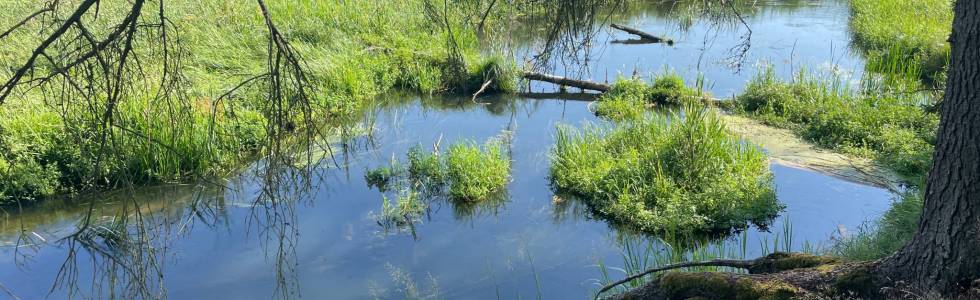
[610, 23, 673, 45]
[522, 71, 611, 92]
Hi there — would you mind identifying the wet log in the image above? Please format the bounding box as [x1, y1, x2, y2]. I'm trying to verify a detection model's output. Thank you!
[521, 71, 610, 92]
[610, 23, 673, 44]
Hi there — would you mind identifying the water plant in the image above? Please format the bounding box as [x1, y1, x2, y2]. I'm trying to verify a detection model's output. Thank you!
[593, 72, 702, 121]
[377, 189, 428, 232]
[365, 137, 511, 232]
[445, 139, 511, 201]
[551, 105, 780, 234]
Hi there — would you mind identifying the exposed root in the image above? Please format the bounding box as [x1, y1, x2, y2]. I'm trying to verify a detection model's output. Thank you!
[598, 252, 846, 300]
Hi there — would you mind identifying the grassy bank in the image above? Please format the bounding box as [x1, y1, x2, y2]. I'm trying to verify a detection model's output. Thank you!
[550, 105, 780, 234]
[849, 0, 952, 80]
[0, 0, 517, 205]
[733, 65, 936, 260]
[734, 68, 938, 180]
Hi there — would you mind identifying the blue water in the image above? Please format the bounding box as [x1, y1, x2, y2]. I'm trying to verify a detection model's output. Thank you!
[0, 1, 892, 299]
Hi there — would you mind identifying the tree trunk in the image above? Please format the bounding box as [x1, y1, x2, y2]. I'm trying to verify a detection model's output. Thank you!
[878, 0, 980, 295]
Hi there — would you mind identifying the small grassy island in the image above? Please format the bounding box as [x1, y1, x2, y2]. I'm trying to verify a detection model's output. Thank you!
[366, 137, 511, 230]
[550, 105, 781, 234]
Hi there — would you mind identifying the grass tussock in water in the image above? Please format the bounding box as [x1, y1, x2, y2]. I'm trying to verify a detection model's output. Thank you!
[366, 137, 511, 230]
[0, 0, 517, 205]
[594, 72, 702, 121]
[735, 68, 938, 180]
[849, 0, 952, 80]
[445, 139, 512, 201]
[550, 105, 780, 234]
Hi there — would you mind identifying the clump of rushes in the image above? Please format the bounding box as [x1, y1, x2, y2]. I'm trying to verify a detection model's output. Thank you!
[365, 137, 511, 230]
[377, 189, 427, 231]
[735, 68, 938, 180]
[849, 0, 952, 80]
[594, 72, 701, 121]
[550, 105, 780, 234]
[445, 139, 511, 201]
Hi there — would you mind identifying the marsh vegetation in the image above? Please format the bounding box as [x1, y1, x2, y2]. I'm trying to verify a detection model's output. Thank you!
[551, 105, 780, 234]
[0, 0, 970, 298]
[367, 137, 511, 234]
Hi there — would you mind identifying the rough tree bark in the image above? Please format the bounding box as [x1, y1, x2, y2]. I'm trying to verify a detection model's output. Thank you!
[876, 0, 980, 295]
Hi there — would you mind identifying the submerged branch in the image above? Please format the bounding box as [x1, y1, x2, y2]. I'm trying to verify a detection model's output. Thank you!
[610, 23, 673, 45]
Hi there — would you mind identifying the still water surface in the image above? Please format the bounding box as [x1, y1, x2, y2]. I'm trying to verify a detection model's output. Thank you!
[0, 1, 892, 299]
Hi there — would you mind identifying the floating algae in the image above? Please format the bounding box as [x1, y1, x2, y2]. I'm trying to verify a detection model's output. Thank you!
[719, 112, 902, 192]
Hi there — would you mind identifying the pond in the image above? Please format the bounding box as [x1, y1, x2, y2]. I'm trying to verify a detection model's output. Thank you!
[0, 1, 893, 299]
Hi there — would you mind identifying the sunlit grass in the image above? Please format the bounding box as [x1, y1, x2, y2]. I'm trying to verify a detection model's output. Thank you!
[445, 139, 511, 201]
[849, 0, 952, 80]
[365, 136, 511, 231]
[551, 105, 780, 234]
[0, 0, 513, 205]
[594, 72, 702, 121]
[735, 67, 937, 180]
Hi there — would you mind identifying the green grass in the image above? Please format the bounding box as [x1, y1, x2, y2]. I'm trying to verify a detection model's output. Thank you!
[377, 189, 428, 232]
[849, 0, 952, 80]
[550, 105, 780, 234]
[365, 136, 511, 225]
[594, 72, 702, 121]
[0, 0, 517, 205]
[734, 68, 938, 180]
[445, 139, 511, 201]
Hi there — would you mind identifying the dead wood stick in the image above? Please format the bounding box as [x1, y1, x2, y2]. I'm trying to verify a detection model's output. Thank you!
[522, 71, 611, 92]
[610, 23, 672, 44]
[471, 79, 493, 102]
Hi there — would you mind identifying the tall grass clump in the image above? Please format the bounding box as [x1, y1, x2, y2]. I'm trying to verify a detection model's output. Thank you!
[550, 105, 780, 234]
[849, 0, 952, 80]
[735, 68, 938, 180]
[593, 72, 701, 121]
[445, 139, 511, 201]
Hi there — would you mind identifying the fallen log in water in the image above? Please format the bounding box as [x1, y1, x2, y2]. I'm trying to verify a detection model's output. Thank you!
[521, 71, 724, 104]
[610, 23, 673, 45]
[521, 71, 611, 92]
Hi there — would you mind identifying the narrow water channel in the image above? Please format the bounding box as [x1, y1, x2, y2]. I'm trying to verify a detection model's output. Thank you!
[0, 1, 893, 299]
